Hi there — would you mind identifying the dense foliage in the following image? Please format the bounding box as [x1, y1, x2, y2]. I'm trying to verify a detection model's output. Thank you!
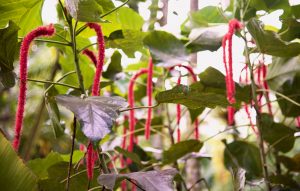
[0, 0, 300, 190]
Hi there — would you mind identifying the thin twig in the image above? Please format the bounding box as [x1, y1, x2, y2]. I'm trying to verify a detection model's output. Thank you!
[66, 117, 77, 191]
[119, 103, 160, 112]
[18, 37, 71, 46]
[26, 78, 79, 90]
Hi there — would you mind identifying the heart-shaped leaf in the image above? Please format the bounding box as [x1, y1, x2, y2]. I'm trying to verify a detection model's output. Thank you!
[97, 169, 178, 191]
[56, 95, 128, 141]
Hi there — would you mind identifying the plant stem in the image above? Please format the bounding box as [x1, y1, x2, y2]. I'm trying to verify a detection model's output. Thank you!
[119, 103, 160, 112]
[26, 78, 79, 90]
[66, 117, 77, 191]
[241, 23, 271, 191]
[68, 20, 85, 94]
[18, 37, 71, 46]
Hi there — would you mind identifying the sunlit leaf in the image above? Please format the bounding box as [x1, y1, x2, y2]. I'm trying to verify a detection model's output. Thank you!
[0, 134, 37, 191]
[56, 95, 128, 141]
[65, 0, 114, 22]
[98, 169, 178, 191]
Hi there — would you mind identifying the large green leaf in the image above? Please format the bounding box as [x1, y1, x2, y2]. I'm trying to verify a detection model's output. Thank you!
[155, 67, 251, 109]
[0, 0, 42, 28]
[186, 25, 227, 52]
[0, 21, 19, 88]
[143, 31, 188, 67]
[260, 114, 295, 152]
[18, 0, 43, 36]
[102, 50, 122, 80]
[106, 30, 146, 58]
[0, 134, 37, 191]
[277, 73, 300, 117]
[279, 18, 300, 41]
[65, 0, 114, 22]
[162, 140, 203, 164]
[267, 56, 300, 90]
[223, 141, 262, 179]
[247, 19, 300, 57]
[27, 152, 63, 179]
[181, 6, 230, 35]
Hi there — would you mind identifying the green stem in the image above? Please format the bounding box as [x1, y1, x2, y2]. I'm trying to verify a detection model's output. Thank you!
[66, 117, 77, 191]
[44, 71, 76, 95]
[77, 43, 97, 53]
[241, 22, 271, 191]
[69, 21, 85, 94]
[18, 37, 71, 46]
[119, 103, 160, 112]
[26, 78, 79, 90]
[257, 89, 300, 107]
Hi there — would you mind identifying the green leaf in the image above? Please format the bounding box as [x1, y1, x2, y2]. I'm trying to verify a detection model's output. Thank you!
[189, 108, 205, 123]
[0, 21, 19, 80]
[223, 141, 262, 179]
[276, 73, 300, 117]
[65, 0, 114, 22]
[260, 114, 295, 152]
[266, 56, 300, 90]
[278, 153, 300, 172]
[143, 31, 188, 67]
[0, 70, 15, 88]
[27, 152, 63, 179]
[114, 146, 142, 165]
[0, 0, 42, 28]
[279, 18, 300, 41]
[162, 140, 203, 164]
[247, 19, 300, 57]
[269, 174, 299, 189]
[45, 96, 64, 138]
[38, 162, 98, 191]
[181, 6, 230, 35]
[18, 0, 43, 36]
[102, 50, 122, 80]
[186, 25, 227, 52]
[0, 134, 37, 191]
[107, 30, 146, 58]
[155, 67, 251, 109]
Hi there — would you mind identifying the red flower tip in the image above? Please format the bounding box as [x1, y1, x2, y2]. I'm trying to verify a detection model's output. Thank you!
[82, 49, 97, 67]
[86, 142, 95, 180]
[13, 24, 55, 151]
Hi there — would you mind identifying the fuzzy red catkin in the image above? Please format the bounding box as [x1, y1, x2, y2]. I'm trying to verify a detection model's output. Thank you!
[145, 57, 153, 140]
[86, 142, 94, 180]
[13, 24, 55, 151]
[86, 23, 105, 96]
[227, 106, 235, 126]
[296, 117, 300, 128]
[262, 64, 273, 115]
[128, 69, 148, 152]
[176, 76, 182, 142]
[82, 49, 97, 67]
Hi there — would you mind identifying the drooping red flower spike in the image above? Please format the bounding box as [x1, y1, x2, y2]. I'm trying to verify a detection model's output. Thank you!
[128, 69, 148, 152]
[82, 49, 97, 67]
[176, 76, 182, 142]
[222, 19, 243, 104]
[86, 142, 94, 180]
[261, 64, 273, 115]
[244, 104, 258, 135]
[169, 64, 199, 139]
[145, 57, 153, 140]
[227, 106, 235, 126]
[222, 19, 242, 126]
[13, 24, 55, 151]
[296, 117, 300, 128]
[86, 23, 105, 96]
